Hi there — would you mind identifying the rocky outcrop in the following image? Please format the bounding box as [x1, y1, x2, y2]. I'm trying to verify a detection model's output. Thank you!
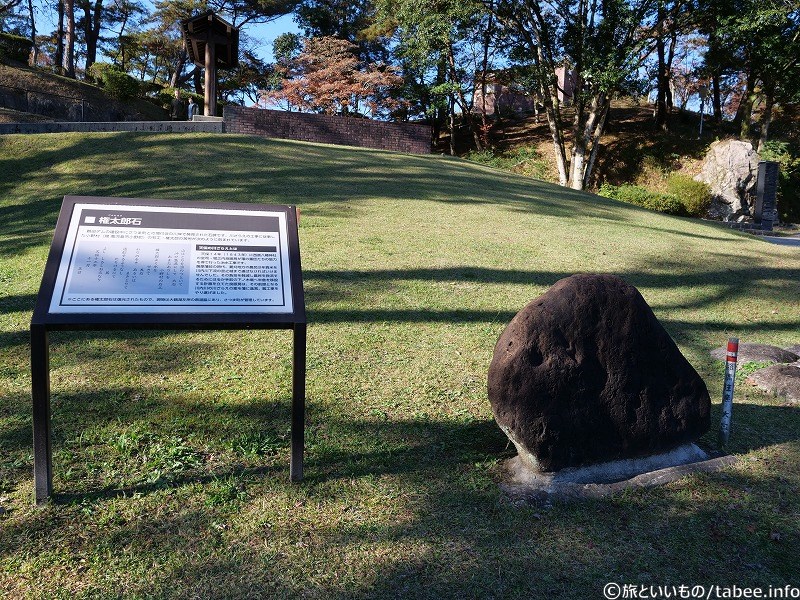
[488, 274, 711, 472]
[695, 140, 760, 220]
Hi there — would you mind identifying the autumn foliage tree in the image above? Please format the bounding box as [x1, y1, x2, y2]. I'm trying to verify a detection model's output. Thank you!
[262, 36, 406, 118]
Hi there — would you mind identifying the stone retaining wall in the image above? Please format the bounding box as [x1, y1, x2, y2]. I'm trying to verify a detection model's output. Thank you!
[0, 120, 224, 134]
[223, 106, 431, 154]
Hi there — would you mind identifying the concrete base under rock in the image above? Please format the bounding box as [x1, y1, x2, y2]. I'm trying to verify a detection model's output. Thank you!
[501, 443, 736, 502]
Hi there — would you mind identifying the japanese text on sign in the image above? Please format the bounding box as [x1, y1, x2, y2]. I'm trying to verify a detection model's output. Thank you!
[49, 204, 294, 314]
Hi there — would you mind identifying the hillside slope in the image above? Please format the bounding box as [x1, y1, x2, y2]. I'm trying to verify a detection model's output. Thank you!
[0, 63, 167, 122]
[1, 132, 798, 597]
[471, 101, 800, 223]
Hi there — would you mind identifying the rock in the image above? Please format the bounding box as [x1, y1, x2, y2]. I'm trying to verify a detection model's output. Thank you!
[694, 139, 760, 220]
[745, 363, 800, 403]
[488, 274, 711, 472]
[784, 345, 800, 356]
[709, 343, 798, 364]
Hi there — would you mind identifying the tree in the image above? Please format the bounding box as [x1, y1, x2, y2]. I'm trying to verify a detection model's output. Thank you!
[64, 0, 76, 77]
[697, 0, 800, 143]
[209, 0, 299, 27]
[652, 0, 695, 130]
[732, 1, 800, 146]
[77, 0, 102, 73]
[55, 0, 64, 73]
[491, 0, 656, 190]
[0, 0, 23, 17]
[295, 0, 372, 41]
[102, 0, 147, 71]
[26, 0, 36, 65]
[376, 0, 493, 153]
[262, 35, 405, 118]
[219, 49, 275, 105]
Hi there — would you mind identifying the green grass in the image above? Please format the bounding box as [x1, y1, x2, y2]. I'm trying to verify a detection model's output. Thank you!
[1, 132, 799, 598]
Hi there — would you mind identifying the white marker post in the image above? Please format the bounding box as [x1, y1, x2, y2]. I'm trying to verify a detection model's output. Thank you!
[719, 338, 739, 449]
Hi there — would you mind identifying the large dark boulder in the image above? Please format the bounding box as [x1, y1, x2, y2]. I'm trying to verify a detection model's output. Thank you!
[488, 274, 711, 472]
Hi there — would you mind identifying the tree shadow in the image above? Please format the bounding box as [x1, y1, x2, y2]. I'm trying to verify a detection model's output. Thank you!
[1, 132, 638, 258]
[4, 402, 796, 597]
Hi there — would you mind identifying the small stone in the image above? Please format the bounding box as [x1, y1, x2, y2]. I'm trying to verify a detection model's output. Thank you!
[745, 364, 800, 403]
[710, 343, 798, 365]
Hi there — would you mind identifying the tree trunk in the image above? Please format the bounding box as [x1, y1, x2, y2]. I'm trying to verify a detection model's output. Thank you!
[531, 33, 568, 185]
[583, 97, 610, 189]
[712, 71, 722, 124]
[64, 0, 75, 78]
[447, 43, 482, 151]
[654, 2, 669, 130]
[80, 0, 103, 74]
[736, 73, 756, 140]
[570, 92, 606, 190]
[569, 76, 589, 190]
[540, 66, 568, 185]
[757, 86, 774, 153]
[170, 49, 188, 88]
[448, 95, 456, 156]
[56, 0, 64, 75]
[115, 9, 128, 68]
[27, 0, 37, 66]
[477, 0, 494, 148]
[193, 66, 203, 95]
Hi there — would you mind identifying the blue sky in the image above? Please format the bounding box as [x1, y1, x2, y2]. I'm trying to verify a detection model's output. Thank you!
[33, 2, 300, 64]
[239, 13, 300, 63]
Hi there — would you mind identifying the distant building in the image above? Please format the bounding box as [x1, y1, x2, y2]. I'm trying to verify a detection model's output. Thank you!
[555, 66, 577, 105]
[472, 73, 536, 117]
[473, 67, 576, 117]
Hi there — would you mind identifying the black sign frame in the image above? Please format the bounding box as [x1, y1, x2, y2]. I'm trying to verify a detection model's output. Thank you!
[31, 196, 307, 504]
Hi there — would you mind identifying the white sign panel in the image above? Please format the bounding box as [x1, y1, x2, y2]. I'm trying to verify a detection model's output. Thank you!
[49, 203, 294, 314]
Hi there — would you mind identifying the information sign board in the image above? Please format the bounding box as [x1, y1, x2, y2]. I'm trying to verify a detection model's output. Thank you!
[49, 203, 294, 313]
[31, 196, 307, 504]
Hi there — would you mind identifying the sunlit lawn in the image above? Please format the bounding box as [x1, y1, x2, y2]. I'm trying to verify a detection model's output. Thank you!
[1, 133, 798, 598]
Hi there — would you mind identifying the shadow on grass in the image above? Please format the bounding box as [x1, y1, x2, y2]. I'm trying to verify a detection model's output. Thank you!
[0, 293, 38, 314]
[302, 263, 800, 349]
[1, 133, 634, 257]
[15, 414, 800, 597]
[2, 375, 798, 597]
[12, 392, 799, 501]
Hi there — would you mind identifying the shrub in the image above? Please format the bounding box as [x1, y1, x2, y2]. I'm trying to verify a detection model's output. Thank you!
[597, 183, 686, 216]
[0, 32, 33, 63]
[666, 173, 712, 217]
[88, 62, 140, 99]
[466, 146, 547, 179]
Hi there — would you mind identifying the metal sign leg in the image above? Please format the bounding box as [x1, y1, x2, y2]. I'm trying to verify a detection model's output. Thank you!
[31, 325, 52, 505]
[290, 323, 307, 482]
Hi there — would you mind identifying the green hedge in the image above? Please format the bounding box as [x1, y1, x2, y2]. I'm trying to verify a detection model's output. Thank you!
[0, 32, 33, 63]
[598, 183, 686, 216]
[87, 62, 141, 100]
[666, 174, 711, 217]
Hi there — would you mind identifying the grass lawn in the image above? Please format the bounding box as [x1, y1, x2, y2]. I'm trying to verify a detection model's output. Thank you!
[1, 132, 799, 598]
